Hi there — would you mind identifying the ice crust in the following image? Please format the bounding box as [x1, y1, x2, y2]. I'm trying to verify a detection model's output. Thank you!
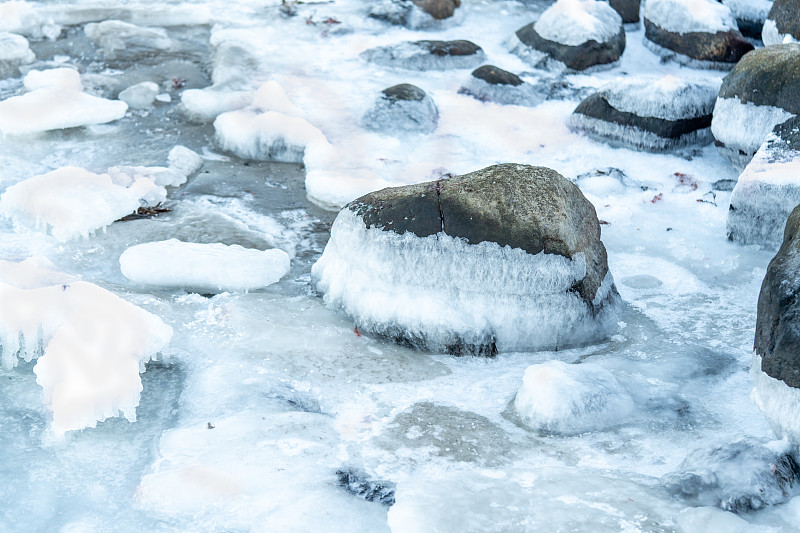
[84, 20, 171, 53]
[312, 209, 620, 352]
[513, 360, 634, 434]
[0, 272, 172, 435]
[360, 42, 486, 71]
[644, 0, 738, 34]
[762, 19, 799, 46]
[362, 93, 439, 134]
[119, 239, 290, 292]
[568, 114, 713, 151]
[0, 31, 33, 67]
[0, 68, 128, 135]
[118, 81, 159, 109]
[601, 75, 719, 120]
[458, 76, 543, 107]
[181, 88, 254, 122]
[0, 0, 60, 39]
[752, 354, 800, 444]
[722, 0, 772, 22]
[534, 0, 622, 46]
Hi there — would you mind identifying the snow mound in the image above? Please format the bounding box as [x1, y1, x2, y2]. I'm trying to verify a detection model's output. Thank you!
[118, 81, 159, 109]
[0, 166, 164, 241]
[180, 88, 253, 122]
[0, 275, 172, 434]
[458, 76, 543, 107]
[0, 1, 60, 39]
[84, 20, 171, 54]
[645, 0, 738, 34]
[312, 209, 620, 353]
[119, 239, 290, 292]
[0, 68, 127, 135]
[360, 40, 486, 71]
[534, 0, 622, 46]
[513, 360, 634, 434]
[0, 31, 33, 67]
[763, 19, 800, 46]
[601, 75, 719, 120]
[752, 354, 800, 444]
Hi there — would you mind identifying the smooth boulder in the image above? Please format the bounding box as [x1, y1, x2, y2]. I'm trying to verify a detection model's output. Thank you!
[607, 0, 640, 24]
[722, 0, 773, 39]
[457, 65, 543, 106]
[763, 0, 800, 45]
[361, 39, 485, 71]
[361, 83, 438, 134]
[369, 0, 460, 28]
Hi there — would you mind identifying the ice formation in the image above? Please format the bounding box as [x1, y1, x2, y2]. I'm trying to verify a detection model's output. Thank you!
[361, 84, 439, 134]
[180, 88, 253, 122]
[312, 209, 620, 353]
[0, 68, 128, 135]
[457, 66, 543, 107]
[644, 0, 738, 34]
[512, 360, 634, 434]
[119, 239, 291, 292]
[0, 31, 34, 71]
[118, 81, 159, 109]
[752, 354, 800, 444]
[0, 0, 60, 39]
[360, 40, 486, 71]
[721, 0, 772, 23]
[534, 0, 622, 47]
[0, 269, 172, 434]
[762, 19, 800, 46]
[84, 20, 171, 54]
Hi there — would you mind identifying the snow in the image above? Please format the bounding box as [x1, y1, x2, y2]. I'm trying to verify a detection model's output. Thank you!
[361, 90, 439, 134]
[167, 145, 203, 178]
[0, 31, 33, 66]
[360, 41, 487, 71]
[118, 81, 158, 109]
[601, 75, 719, 120]
[513, 360, 634, 434]
[180, 88, 253, 122]
[644, 0, 738, 34]
[119, 239, 291, 292]
[0, 274, 172, 435]
[312, 209, 620, 353]
[534, 0, 622, 46]
[722, 0, 773, 22]
[458, 76, 543, 107]
[0, 0, 60, 39]
[84, 20, 171, 53]
[762, 19, 799, 46]
[752, 354, 800, 444]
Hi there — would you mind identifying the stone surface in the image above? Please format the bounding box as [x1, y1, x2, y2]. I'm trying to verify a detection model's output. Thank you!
[643, 19, 753, 66]
[718, 44, 800, 114]
[458, 65, 543, 106]
[470, 64, 522, 86]
[412, 0, 460, 20]
[515, 21, 625, 71]
[767, 0, 800, 42]
[608, 0, 640, 24]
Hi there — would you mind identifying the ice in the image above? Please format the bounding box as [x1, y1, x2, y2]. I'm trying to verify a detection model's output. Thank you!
[0, 256, 78, 289]
[512, 360, 634, 434]
[644, 0, 738, 34]
[722, 0, 773, 22]
[534, 0, 622, 46]
[119, 239, 290, 292]
[762, 19, 799, 46]
[361, 89, 439, 134]
[676, 506, 778, 533]
[84, 20, 171, 54]
[360, 41, 486, 71]
[752, 354, 800, 444]
[0, 166, 164, 241]
[457, 76, 543, 107]
[108, 145, 201, 190]
[117, 81, 158, 109]
[0, 68, 128, 135]
[368, 0, 446, 29]
[0, 0, 60, 39]
[312, 209, 620, 353]
[0, 32, 34, 72]
[167, 145, 203, 178]
[0, 274, 172, 435]
[180, 88, 254, 122]
[602, 75, 719, 121]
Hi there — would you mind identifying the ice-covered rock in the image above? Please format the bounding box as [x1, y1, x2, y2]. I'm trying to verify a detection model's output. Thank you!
[642, 0, 753, 68]
[662, 438, 800, 512]
[763, 0, 800, 46]
[606, 0, 640, 24]
[118, 81, 159, 109]
[511, 0, 625, 72]
[119, 239, 290, 292]
[167, 145, 203, 177]
[180, 88, 253, 122]
[0, 166, 165, 241]
[722, 0, 773, 39]
[0, 68, 128, 135]
[0, 31, 33, 77]
[361, 84, 438, 134]
[568, 75, 719, 151]
[0, 0, 60, 39]
[512, 360, 634, 434]
[711, 43, 800, 168]
[312, 163, 621, 354]
[368, 0, 460, 28]
[457, 65, 543, 107]
[107, 146, 202, 190]
[727, 117, 800, 248]
[360, 40, 486, 71]
[84, 20, 171, 56]
[0, 273, 172, 434]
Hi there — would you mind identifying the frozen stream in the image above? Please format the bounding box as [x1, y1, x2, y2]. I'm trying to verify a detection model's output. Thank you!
[1, 0, 799, 531]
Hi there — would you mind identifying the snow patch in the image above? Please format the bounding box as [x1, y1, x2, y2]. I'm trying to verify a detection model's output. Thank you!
[534, 0, 622, 46]
[752, 354, 800, 444]
[601, 75, 719, 120]
[645, 0, 738, 34]
[711, 97, 795, 167]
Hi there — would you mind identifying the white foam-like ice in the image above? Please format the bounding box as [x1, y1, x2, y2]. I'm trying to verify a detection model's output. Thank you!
[0, 276, 172, 435]
[0, 0, 60, 39]
[84, 20, 171, 53]
[167, 145, 203, 178]
[645, 0, 738, 34]
[118, 81, 159, 109]
[119, 239, 290, 292]
[722, 0, 772, 22]
[601, 75, 720, 120]
[534, 0, 622, 46]
[362, 92, 439, 134]
[360, 41, 486, 71]
[312, 209, 620, 352]
[568, 113, 713, 151]
[752, 354, 800, 444]
[762, 19, 799, 46]
[513, 360, 634, 434]
[0, 31, 33, 66]
[458, 76, 543, 107]
[180, 88, 254, 122]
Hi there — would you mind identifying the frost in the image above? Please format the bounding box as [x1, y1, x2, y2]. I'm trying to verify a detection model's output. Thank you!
[362, 92, 439, 134]
[752, 354, 800, 445]
[534, 0, 622, 46]
[0, 31, 33, 67]
[458, 76, 543, 107]
[601, 75, 719, 121]
[119, 239, 290, 292]
[644, 0, 738, 34]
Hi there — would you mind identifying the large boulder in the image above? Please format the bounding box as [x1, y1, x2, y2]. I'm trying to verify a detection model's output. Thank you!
[727, 116, 800, 248]
[711, 43, 800, 168]
[568, 75, 719, 151]
[311, 164, 621, 355]
[368, 0, 460, 28]
[511, 0, 625, 72]
[722, 0, 773, 40]
[642, 0, 753, 68]
[361, 83, 438, 134]
[607, 0, 640, 24]
[763, 0, 800, 45]
[360, 39, 486, 71]
[457, 65, 543, 106]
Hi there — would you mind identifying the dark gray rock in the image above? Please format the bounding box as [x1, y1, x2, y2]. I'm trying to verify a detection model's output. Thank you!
[608, 0, 640, 24]
[721, 0, 772, 40]
[764, 0, 800, 45]
[458, 65, 543, 106]
[643, 18, 753, 66]
[360, 39, 486, 71]
[471, 64, 523, 86]
[514, 21, 625, 71]
[361, 83, 438, 134]
[368, 0, 460, 27]
[336, 468, 396, 506]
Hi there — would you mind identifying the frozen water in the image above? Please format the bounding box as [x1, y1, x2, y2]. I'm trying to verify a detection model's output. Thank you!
[180, 87, 253, 122]
[0, 32, 34, 73]
[84, 20, 171, 55]
[722, 0, 772, 22]
[0, 0, 60, 39]
[602, 75, 719, 121]
[361, 89, 439, 134]
[762, 19, 799, 46]
[644, 0, 738, 34]
[752, 354, 800, 444]
[458, 75, 543, 107]
[118, 81, 158, 109]
[360, 41, 486, 71]
[534, 0, 622, 46]
[119, 239, 291, 292]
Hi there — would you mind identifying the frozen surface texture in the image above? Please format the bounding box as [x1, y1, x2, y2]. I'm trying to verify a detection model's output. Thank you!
[753, 355, 800, 444]
[458, 65, 543, 107]
[368, 0, 461, 28]
[84, 20, 171, 55]
[763, 0, 800, 45]
[644, 0, 737, 34]
[534, 0, 622, 46]
[0, 31, 34, 74]
[362, 84, 439, 134]
[120, 239, 290, 292]
[360, 40, 486, 71]
[118, 81, 159, 109]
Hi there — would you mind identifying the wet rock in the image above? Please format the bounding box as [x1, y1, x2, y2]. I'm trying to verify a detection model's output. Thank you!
[457, 65, 543, 106]
[763, 0, 800, 45]
[512, 0, 625, 71]
[362, 83, 438, 134]
[368, 0, 460, 28]
[336, 468, 396, 506]
[607, 0, 640, 24]
[568, 75, 718, 151]
[722, 0, 773, 40]
[727, 116, 800, 249]
[643, 0, 753, 68]
[711, 43, 800, 168]
[311, 163, 621, 354]
[360, 39, 486, 71]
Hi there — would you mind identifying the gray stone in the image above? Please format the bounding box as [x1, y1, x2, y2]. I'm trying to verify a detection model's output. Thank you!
[361, 83, 438, 134]
[718, 44, 800, 114]
[643, 18, 753, 67]
[514, 21, 626, 71]
[608, 0, 640, 24]
[767, 0, 800, 43]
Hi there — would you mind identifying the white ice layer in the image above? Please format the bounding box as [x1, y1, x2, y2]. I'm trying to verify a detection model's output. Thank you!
[360, 41, 486, 71]
[180, 88, 254, 122]
[751, 355, 800, 445]
[0, 31, 33, 65]
[513, 360, 634, 434]
[0, 166, 165, 241]
[0, 0, 60, 39]
[645, 0, 738, 34]
[84, 20, 171, 53]
[118, 81, 159, 109]
[601, 75, 720, 120]
[119, 239, 290, 292]
[534, 0, 622, 46]
[458, 76, 543, 107]
[722, 0, 772, 22]
[0, 275, 172, 434]
[312, 209, 619, 352]
[0, 68, 128, 135]
[568, 114, 713, 151]
[762, 19, 799, 46]
[711, 97, 795, 165]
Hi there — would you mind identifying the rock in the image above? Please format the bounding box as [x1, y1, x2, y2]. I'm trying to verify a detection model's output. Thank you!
[412, 0, 460, 19]
[362, 83, 438, 134]
[568, 75, 719, 151]
[368, 0, 460, 28]
[763, 0, 800, 45]
[0, 32, 34, 78]
[311, 163, 621, 354]
[727, 116, 800, 248]
[336, 469, 396, 506]
[722, 0, 773, 39]
[361, 39, 485, 71]
[662, 438, 800, 512]
[642, 0, 753, 68]
[118, 81, 159, 109]
[607, 0, 640, 24]
[711, 43, 800, 168]
[457, 65, 543, 106]
[512, 0, 625, 72]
